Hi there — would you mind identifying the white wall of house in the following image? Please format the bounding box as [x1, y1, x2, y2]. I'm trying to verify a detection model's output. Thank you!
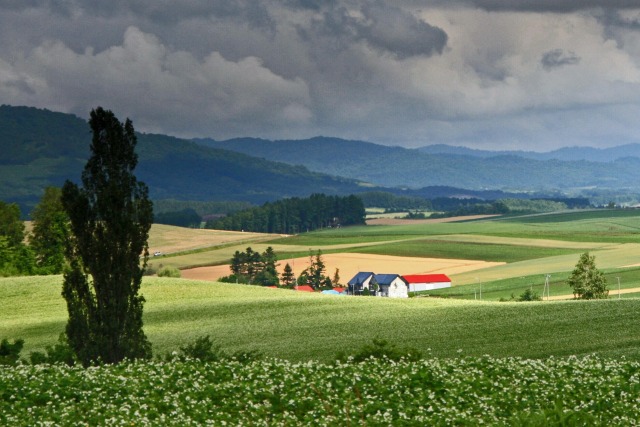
[408, 282, 451, 292]
[388, 277, 408, 298]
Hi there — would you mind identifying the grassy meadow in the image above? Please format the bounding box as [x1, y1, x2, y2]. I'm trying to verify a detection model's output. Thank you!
[3, 275, 640, 362]
[8, 208, 640, 360]
[5, 209, 640, 425]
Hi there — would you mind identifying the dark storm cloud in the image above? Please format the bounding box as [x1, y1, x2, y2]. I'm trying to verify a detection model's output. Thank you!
[436, 0, 640, 12]
[308, 2, 447, 59]
[2, 0, 640, 149]
[3, 0, 273, 27]
[541, 49, 581, 70]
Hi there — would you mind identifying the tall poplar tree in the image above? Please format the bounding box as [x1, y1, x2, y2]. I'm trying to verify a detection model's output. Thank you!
[61, 107, 153, 365]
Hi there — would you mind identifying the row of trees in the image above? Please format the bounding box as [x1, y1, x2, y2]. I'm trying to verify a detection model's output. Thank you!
[206, 194, 365, 234]
[219, 247, 339, 291]
[0, 187, 69, 277]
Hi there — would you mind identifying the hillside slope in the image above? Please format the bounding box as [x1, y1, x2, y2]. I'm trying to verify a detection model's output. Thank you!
[0, 106, 367, 212]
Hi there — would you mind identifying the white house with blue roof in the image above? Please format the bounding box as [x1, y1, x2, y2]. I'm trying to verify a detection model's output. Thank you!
[347, 272, 409, 298]
[347, 272, 376, 295]
[374, 274, 409, 298]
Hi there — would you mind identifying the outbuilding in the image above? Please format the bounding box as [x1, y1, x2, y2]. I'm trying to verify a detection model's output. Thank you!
[402, 274, 452, 292]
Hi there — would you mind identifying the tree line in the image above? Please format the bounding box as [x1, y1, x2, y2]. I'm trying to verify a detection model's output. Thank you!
[219, 247, 339, 291]
[206, 193, 365, 234]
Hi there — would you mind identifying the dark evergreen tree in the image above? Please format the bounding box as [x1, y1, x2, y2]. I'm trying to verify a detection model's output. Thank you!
[61, 107, 153, 365]
[281, 263, 296, 288]
[30, 187, 69, 274]
[221, 246, 279, 286]
[306, 249, 330, 290]
[332, 268, 341, 287]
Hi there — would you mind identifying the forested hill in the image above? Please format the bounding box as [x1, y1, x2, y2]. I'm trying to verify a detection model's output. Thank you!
[196, 136, 640, 190]
[0, 106, 367, 213]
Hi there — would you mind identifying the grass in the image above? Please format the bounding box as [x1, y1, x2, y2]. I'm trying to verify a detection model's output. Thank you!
[428, 266, 640, 301]
[343, 239, 580, 262]
[2, 276, 640, 362]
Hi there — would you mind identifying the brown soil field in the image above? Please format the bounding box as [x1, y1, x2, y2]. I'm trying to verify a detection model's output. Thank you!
[180, 252, 504, 283]
[366, 215, 500, 226]
[148, 224, 280, 255]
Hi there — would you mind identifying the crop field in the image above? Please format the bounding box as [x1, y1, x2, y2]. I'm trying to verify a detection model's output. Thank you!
[3, 276, 640, 362]
[165, 209, 640, 301]
[4, 355, 640, 425]
[5, 209, 640, 425]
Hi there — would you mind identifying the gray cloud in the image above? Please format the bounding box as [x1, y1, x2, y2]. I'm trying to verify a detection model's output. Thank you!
[448, 0, 640, 13]
[1, 1, 640, 150]
[541, 49, 581, 70]
[311, 3, 447, 59]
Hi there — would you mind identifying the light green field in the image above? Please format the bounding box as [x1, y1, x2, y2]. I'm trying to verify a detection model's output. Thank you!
[148, 210, 640, 302]
[2, 275, 639, 362]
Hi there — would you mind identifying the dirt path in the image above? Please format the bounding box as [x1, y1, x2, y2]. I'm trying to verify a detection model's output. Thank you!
[546, 287, 640, 300]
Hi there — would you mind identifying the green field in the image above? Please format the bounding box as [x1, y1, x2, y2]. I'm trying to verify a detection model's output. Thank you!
[5, 209, 640, 425]
[3, 275, 640, 362]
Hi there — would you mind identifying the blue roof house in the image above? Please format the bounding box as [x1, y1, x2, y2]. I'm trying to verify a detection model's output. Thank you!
[374, 274, 409, 298]
[347, 272, 377, 295]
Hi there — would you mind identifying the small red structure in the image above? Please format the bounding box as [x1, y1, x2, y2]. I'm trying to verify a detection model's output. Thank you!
[295, 285, 315, 292]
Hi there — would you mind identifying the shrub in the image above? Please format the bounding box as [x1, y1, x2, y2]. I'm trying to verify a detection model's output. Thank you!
[167, 335, 262, 363]
[517, 288, 542, 302]
[157, 266, 181, 278]
[29, 334, 76, 366]
[0, 338, 24, 366]
[337, 338, 422, 363]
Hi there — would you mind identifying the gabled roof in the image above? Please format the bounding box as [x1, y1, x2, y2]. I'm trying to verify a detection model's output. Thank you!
[374, 274, 407, 286]
[347, 272, 375, 286]
[402, 274, 451, 283]
[296, 285, 315, 292]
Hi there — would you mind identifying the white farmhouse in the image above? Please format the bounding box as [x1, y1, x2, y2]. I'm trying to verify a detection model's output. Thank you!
[374, 274, 408, 298]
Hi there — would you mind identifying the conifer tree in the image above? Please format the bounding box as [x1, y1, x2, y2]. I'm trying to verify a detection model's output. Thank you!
[61, 107, 153, 365]
[281, 263, 296, 288]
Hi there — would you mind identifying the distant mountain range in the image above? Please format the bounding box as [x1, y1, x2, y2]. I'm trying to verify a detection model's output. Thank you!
[417, 143, 640, 163]
[195, 137, 640, 190]
[2, 105, 639, 215]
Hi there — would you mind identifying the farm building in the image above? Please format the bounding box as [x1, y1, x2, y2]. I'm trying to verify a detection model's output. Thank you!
[374, 274, 408, 298]
[347, 272, 376, 295]
[402, 274, 452, 292]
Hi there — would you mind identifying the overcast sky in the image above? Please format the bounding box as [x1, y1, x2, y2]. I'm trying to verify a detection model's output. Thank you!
[2, 1, 640, 150]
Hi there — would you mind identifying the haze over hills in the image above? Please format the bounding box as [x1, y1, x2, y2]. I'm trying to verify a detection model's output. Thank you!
[195, 137, 640, 190]
[417, 143, 640, 163]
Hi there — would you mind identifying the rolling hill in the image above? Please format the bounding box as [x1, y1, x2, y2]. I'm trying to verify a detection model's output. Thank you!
[0, 105, 368, 214]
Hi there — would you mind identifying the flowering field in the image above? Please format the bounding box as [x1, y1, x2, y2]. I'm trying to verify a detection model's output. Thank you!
[2, 355, 640, 426]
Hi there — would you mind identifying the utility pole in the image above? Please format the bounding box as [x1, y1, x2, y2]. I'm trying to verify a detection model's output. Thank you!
[617, 277, 621, 300]
[544, 274, 551, 300]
